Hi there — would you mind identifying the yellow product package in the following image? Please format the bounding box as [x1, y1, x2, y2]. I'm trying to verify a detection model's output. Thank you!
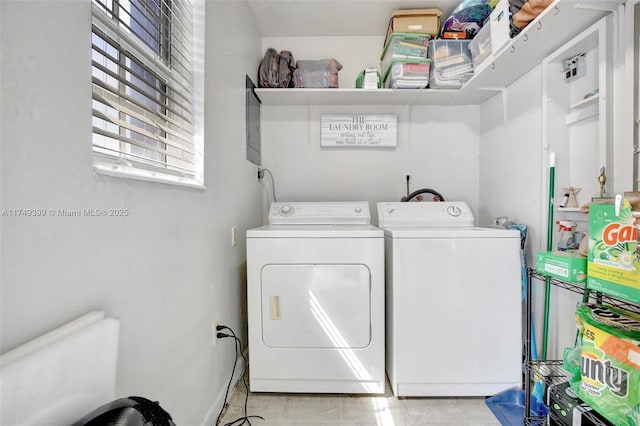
[564, 304, 640, 426]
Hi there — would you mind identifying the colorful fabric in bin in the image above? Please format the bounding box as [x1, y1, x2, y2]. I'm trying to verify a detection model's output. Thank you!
[441, 0, 493, 39]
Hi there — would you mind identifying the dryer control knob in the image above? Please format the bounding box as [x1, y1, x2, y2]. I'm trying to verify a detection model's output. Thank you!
[355, 207, 362, 213]
[279, 205, 294, 216]
[447, 205, 462, 217]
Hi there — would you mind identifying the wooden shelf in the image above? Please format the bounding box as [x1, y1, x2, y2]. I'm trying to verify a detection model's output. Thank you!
[253, 0, 609, 106]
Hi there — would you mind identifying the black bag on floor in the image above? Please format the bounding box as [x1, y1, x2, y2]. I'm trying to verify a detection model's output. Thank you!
[71, 396, 175, 426]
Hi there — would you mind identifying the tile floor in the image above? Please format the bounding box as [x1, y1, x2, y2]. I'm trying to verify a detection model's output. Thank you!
[218, 376, 501, 426]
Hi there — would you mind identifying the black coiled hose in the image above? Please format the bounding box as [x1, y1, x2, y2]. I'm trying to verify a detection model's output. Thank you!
[401, 188, 445, 202]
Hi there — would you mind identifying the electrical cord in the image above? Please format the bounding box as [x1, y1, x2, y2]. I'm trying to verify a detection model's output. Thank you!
[215, 326, 264, 426]
[405, 175, 410, 200]
[258, 168, 278, 202]
[215, 328, 238, 426]
[224, 335, 260, 426]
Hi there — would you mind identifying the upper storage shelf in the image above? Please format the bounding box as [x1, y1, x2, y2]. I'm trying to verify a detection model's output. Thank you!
[249, 0, 612, 106]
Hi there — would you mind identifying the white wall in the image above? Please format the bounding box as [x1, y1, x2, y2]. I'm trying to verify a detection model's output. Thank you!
[478, 64, 585, 361]
[261, 104, 480, 221]
[0, 1, 262, 425]
[479, 66, 544, 260]
[259, 36, 481, 221]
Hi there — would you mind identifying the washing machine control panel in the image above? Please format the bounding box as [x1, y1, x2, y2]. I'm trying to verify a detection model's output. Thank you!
[377, 201, 475, 228]
[269, 202, 371, 225]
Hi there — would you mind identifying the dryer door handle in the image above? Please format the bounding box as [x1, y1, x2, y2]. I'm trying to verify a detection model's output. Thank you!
[270, 295, 281, 320]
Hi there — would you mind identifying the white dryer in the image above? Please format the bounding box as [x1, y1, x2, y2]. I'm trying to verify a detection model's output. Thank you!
[377, 201, 522, 397]
[246, 202, 385, 394]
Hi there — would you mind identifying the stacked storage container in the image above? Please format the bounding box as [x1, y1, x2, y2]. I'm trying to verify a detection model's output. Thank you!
[429, 40, 474, 89]
[381, 32, 431, 89]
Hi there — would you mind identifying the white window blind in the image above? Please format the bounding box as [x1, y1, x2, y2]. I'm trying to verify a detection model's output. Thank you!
[91, 0, 201, 185]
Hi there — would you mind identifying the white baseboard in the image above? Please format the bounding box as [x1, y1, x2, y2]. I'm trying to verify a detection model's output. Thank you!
[201, 348, 248, 426]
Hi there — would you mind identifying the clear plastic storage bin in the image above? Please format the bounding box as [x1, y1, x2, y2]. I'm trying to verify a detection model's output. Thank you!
[428, 39, 473, 89]
[383, 58, 432, 89]
[380, 32, 430, 77]
[469, 23, 491, 69]
[293, 59, 342, 88]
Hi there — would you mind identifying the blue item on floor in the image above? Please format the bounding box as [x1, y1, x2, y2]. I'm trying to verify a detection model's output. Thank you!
[485, 387, 548, 425]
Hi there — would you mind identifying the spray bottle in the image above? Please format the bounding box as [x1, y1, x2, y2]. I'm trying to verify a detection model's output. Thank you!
[556, 220, 577, 251]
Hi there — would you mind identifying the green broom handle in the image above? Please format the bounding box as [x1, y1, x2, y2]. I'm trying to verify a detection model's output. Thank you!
[541, 153, 555, 360]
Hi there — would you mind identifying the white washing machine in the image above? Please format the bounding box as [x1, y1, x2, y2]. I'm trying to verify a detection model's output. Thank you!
[246, 202, 385, 394]
[377, 201, 522, 397]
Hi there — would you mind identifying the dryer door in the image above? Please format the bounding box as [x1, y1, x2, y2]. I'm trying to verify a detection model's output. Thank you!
[261, 264, 371, 349]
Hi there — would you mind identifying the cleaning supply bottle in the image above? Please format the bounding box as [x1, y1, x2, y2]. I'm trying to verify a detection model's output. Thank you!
[559, 193, 569, 208]
[556, 220, 576, 251]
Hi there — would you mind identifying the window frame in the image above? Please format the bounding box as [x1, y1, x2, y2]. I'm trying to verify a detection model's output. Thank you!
[91, 0, 204, 188]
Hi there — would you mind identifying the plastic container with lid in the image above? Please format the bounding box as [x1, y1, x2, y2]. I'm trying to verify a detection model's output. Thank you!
[380, 32, 430, 76]
[428, 39, 473, 89]
[429, 39, 472, 65]
[468, 22, 492, 68]
[383, 58, 431, 89]
[293, 58, 342, 88]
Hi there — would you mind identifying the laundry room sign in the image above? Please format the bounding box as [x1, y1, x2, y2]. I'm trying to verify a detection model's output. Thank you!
[320, 114, 397, 147]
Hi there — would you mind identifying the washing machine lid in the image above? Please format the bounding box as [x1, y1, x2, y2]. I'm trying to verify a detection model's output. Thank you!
[247, 224, 383, 238]
[383, 226, 520, 239]
[268, 202, 370, 225]
[377, 201, 475, 228]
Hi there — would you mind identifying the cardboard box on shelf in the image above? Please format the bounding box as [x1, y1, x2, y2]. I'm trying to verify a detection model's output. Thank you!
[536, 250, 588, 283]
[385, 9, 442, 44]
